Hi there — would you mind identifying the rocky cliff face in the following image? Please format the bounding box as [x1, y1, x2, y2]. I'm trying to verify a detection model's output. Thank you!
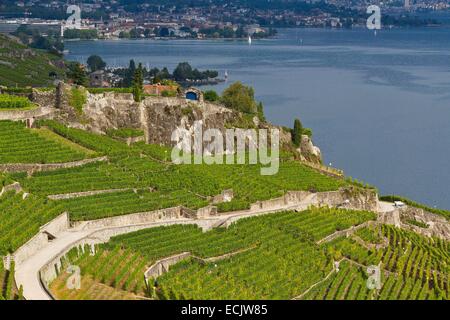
[37, 84, 322, 163]
[298, 135, 322, 164]
[84, 92, 142, 132]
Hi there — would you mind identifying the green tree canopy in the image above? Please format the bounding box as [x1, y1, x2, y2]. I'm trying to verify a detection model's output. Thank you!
[292, 118, 303, 147]
[66, 62, 87, 86]
[132, 63, 144, 102]
[221, 81, 257, 114]
[204, 90, 219, 102]
[173, 62, 193, 81]
[87, 55, 106, 72]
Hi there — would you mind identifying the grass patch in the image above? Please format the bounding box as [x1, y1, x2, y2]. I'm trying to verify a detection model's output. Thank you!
[87, 87, 133, 94]
[68, 87, 87, 115]
[0, 94, 35, 110]
[106, 128, 144, 139]
[405, 219, 429, 229]
[31, 127, 98, 157]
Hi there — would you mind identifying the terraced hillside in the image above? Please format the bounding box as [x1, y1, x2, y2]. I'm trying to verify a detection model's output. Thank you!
[0, 34, 65, 87]
[0, 121, 96, 164]
[2, 119, 447, 301]
[51, 208, 377, 300]
[9, 119, 355, 223]
[0, 119, 358, 269]
[0, 262, 21, 300]
[49, 210, 449, 300]
[305, 225, 449, 300]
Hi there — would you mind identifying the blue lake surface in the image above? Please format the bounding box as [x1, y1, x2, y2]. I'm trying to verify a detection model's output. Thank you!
[66, 27, 450, 210]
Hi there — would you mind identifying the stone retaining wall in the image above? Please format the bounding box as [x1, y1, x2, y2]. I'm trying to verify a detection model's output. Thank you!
[12, 212, 69, 266]
[400, 207, 450, 240]
[38, 218, 210, 291]
[31, 89, 56, 108]
[48, 188, 131, 200]
[144, 252, 191, 281]
[0, 107, 53, 121]
[73, 206, 183, 230]
[0, 156, 107, 173]
[250, 188, 378, 213]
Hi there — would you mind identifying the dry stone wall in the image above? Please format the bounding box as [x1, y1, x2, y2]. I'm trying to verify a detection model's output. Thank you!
[12, 212, 69, 266]
[0, 156, 107, 173]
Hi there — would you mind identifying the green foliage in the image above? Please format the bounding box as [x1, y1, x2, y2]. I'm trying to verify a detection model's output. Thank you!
[204, 90, 219, 102]
[64, 29, 98, 40]
[87, 87, 133, 94]
[58, 247, 148, 294]
[66, 62, 88, 86]
[302, 127, 313, 138]
[161, 90, 177, 97]
[63, 189, 208, 221]
[87, 55, 106, 72]
[132, 63, 144, 102]
[37, 119, 130, 155]
[0, 34, 65, 87]
[320, 225, 450, 300]
[0, 94, 34, 110]
[2, 87, 32, 94]
[106, 128, 144, 139]
[16, 121, 353, 222]
[405, 219, 429, 229]
[380, 195, 450, 220]
[0, 191, 64, 255]
[0, 120, 89, 163]
[173, 62, 193, 81]
[53, 207, 375, 299]
[292, 118, 303, 147]
[172, 62, 219, 81]
[257, 102, 266, 122]
[221, 81, 258, 114]
[68, 87, 87, 115]
[100, 207, 375, 299]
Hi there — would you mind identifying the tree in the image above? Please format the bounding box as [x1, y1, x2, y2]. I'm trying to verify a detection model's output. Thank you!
[87, 55, 106, 72]
[173, 62, 193, 81]
[156, 67, 170, 81]
[292, 118, 303, 147]
[204, 90, 219, 102]
[132, 63, 144, 102]
[158, 27, 170, 37]
[257, 102, 266, 122]
[122, 59, 136, 87]
[66, 62, 87, 86]
[221, 81, 257, 114]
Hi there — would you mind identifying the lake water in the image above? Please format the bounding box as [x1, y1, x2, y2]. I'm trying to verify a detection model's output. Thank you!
[65, 27, 450, 210]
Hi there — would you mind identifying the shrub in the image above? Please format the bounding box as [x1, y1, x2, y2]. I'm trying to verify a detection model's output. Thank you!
[106, 128, 144, 138]
[68, 87, 87, 114]
[161, 90, 177, 97]
[87, 87, 133, 94]
[204, 90, 219, 102]
[2, 87, 32, 94]
[292, 118, 303, 147]
[0, 94, 33, 109]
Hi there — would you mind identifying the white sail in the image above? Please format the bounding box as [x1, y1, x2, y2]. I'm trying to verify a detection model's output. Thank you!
[248, 35, 252, 45]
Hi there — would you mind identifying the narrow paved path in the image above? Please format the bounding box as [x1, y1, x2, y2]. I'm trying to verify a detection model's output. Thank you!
[15, 198, 397, 300]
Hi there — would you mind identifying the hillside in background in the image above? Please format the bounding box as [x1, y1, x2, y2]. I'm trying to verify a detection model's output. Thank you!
[0, 34, 65, 87]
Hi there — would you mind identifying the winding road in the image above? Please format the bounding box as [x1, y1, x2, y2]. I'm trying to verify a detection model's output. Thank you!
[14, 199, 396, 300]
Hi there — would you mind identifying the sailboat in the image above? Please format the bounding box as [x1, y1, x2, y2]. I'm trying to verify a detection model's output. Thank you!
[224, 70, 228, 81]
[248, 35, 252, 45]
